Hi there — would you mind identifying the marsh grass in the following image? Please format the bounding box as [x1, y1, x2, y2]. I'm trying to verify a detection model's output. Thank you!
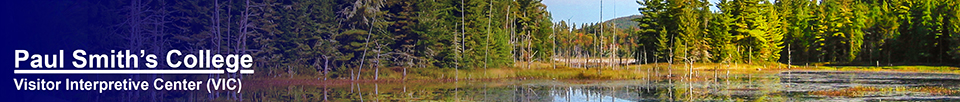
[820, 65, 960, 73]
[809, 86, 960, 97]
[809, 86, 880, 97]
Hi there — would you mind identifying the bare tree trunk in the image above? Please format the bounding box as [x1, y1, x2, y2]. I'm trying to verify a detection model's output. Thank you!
[375, 43, 382, 80]
[404, 55, 411, 80]
[457, 0, 464, 81]
[485, 0, 492, 71]
[211, 0, 222, 99]
[527, 31, 532, 69]
[507, 5, 515, 63]
[358, 0, 380, 81]
[597, 0, 602, 75]
[323, 55, 330, 80]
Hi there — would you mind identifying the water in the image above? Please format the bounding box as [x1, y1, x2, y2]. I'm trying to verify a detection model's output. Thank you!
[246, 71, 960, 101]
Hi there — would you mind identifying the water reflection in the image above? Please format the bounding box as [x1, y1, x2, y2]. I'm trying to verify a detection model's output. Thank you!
[552, 88, 632, 102]
[247, 71, 960, 101]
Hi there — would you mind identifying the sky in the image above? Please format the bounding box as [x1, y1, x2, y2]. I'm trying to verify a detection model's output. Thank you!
[542, 0, 722, 25]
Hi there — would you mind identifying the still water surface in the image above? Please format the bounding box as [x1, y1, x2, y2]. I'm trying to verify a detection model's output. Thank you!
[248, 71, 960, 101]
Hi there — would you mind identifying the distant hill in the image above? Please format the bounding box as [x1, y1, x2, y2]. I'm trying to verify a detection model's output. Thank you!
[602, 15, 642, 29]
[572, 15, 642, 31]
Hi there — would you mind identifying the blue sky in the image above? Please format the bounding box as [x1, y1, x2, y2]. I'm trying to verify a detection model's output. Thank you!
[542, 0, 722, 25]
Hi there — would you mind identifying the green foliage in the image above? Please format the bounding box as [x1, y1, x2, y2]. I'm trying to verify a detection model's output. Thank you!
[95, 0, 558, 79]
[635, 0, 785, 63]
[89, 0, 960, 79]
[257, 0, 554, 78]
[709, 0, 738, 63]
[632, 0, 960, 65]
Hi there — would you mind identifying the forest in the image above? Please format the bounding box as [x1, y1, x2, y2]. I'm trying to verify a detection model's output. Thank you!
[68, 0, 960, 80]
[15, 0, 960, 101]
[71, 0, 554, 79]
[632, 0, 960, 65]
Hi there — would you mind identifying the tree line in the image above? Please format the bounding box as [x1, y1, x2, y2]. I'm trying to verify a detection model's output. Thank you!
[70, 0, 960, 80]
[633, 0, 960, 65]
[78, 0, 557, 79]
